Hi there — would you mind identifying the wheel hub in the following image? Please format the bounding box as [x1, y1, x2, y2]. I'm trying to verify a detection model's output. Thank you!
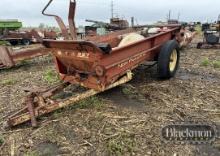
[169, 49, 177, 72]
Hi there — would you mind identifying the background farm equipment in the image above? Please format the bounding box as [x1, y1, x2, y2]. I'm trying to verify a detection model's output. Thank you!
[0, 45, 49, 69]
[0, 29, 58, 46]
[85, 19, 126, 36]
[86, 18, 129, 31]
[85, 18, 129, 36]
[0, 0, 77, 69]
[84, 9, 129, 37]
[0, 19, 22, 36]
[0, 19, 57, 46]
[197, 15, 220, 49]
[1, 0, 195, 128]
[0, 29, 42, 46]
[0, 20, 40, 46]
[0, 29, 57, 68]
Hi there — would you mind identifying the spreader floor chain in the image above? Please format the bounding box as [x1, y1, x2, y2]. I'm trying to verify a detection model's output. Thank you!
[5, 72, 132, 128]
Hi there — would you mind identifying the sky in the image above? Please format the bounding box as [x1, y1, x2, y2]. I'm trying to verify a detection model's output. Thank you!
[0, 0, 219, 27]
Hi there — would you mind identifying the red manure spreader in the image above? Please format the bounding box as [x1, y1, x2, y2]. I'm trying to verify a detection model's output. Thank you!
[3, 0, 194, 128]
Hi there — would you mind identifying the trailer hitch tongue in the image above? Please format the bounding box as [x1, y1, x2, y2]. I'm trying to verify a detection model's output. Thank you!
[23, 85, 51, 127]
[3, 83, 69, 129]
[26, 93, 38, 127]
[4, 72, 132, 128]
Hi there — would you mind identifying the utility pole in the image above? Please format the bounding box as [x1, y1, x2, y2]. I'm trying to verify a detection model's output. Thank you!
[168, 10, 171, 20]
[131, 17, 134, 28]
[218, 14, 220, 38]
[177, 12, 180, 21]
[111, 0, 114, 19]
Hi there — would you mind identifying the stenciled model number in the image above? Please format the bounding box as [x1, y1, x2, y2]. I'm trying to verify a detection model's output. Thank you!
[118, 53, 146, 68]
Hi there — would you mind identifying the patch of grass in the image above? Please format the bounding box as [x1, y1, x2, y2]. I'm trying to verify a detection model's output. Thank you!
[200, 58, 220, 69]
[0, 40, 8, 45]
[95, 112, 104, 120]
[107, 133, 136, 156]
[52, 111, 63, 119]
[0, 136, 4, 146]
[20, 60, 29, 65]
[55, 96, 104, 112]
[200, 58, 211, 67]
[43, 69, 60, 84]
[213, 60, 220, 69]
[0, 79, 17, 86]
[77, 96, 104, 110]
[51, 96, 105, 120]
[122, 85, 145, 101]
[122, 85, 135, 96]
[122, 85, 138, 99]
[24, 151, 39, 156]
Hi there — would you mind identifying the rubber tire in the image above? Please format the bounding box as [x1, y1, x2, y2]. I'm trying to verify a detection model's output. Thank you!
[157, 40, 180, 79]
[206, 34, 219, 45]
[21, 39, 31, 46]
[197, 42, 203, 49]
[9, 40, 19, 46]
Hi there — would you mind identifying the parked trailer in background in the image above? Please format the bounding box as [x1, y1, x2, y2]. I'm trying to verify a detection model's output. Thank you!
[2, 30, 37, 46]
[0, 19, 22, 35]
[0, 20, 30, 45]
[0, 19, 57, 46]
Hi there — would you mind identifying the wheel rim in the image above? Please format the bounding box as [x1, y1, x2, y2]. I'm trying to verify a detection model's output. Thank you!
[169, 49, 178, 72]
[23, 40, 30, 45]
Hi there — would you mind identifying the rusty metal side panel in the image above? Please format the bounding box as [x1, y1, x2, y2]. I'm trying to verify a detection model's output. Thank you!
[97, 29, 175, 86]
[104, 47, 160, 84]
[0, 46, 15, 67]
[99, 30, 174, 68]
